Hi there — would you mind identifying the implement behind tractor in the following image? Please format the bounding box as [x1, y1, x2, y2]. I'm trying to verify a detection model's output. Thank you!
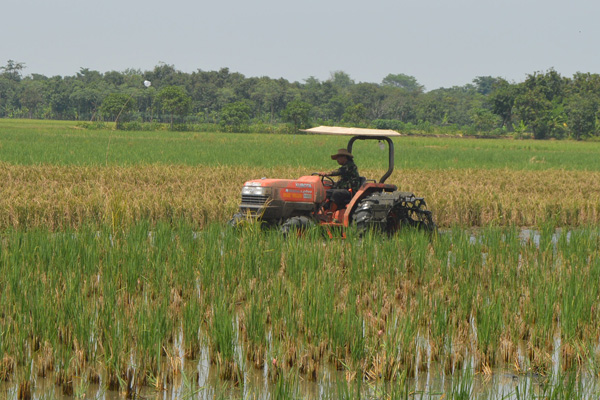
[230, 126, 435, 235]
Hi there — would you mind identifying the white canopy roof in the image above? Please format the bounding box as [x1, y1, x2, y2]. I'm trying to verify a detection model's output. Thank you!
[301, 126, 401, 137]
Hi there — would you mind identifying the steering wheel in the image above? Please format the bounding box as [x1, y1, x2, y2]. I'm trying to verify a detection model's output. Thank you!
[311, 173, 335, 188]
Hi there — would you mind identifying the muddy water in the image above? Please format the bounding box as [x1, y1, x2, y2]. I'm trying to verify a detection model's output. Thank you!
[4, 345, 600, 400]
[3, 367, 598, 399]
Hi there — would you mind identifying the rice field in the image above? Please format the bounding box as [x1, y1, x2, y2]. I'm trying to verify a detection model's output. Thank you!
[1, 163, 600, 230]
[1, 119, 600, 399]
[1, 223, 600, 398]
[2, 119, 600, 170]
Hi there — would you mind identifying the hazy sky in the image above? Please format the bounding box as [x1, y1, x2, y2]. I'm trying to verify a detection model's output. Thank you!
[2, 0, 599, 90]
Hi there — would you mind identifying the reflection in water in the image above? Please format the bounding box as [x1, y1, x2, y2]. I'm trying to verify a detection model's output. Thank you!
[4, 333, 600, 399]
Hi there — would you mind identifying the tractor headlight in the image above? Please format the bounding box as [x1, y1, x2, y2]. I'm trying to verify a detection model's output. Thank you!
[242, 186, 267, 196]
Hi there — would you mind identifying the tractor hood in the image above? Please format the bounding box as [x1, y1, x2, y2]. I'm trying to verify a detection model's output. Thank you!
[243, 175, 325, 203]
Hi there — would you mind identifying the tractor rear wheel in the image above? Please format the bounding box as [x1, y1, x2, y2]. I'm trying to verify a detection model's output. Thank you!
[353, 195, 385, 234]
[386, 197, 436, 234]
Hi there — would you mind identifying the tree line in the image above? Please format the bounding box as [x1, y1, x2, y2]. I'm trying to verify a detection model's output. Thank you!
[2, 60, 600, 139]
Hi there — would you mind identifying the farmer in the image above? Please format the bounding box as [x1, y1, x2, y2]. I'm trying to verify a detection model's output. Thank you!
[318, 148, 361, 210]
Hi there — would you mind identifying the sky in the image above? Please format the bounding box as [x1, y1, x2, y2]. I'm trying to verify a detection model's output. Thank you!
[2, 0, 599, 91]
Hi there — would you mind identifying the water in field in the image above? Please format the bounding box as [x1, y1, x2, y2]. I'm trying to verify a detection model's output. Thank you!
[4, 360, 599, 399]
[4, 324, 600, 399]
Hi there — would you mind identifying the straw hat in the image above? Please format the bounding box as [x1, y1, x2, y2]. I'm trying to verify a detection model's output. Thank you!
[331, 148, 353, 160]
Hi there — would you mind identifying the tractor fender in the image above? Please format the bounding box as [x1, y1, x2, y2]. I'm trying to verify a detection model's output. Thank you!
[341, 182, 397, 226]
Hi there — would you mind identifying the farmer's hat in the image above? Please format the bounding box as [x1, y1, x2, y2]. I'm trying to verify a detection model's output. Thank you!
[331, 148, 353, 160]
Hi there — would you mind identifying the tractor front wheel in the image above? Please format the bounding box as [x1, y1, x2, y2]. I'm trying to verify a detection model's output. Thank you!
[280, 216, 314, 236]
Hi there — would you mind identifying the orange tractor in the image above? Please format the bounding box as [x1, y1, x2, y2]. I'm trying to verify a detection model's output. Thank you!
[230, 126, 435, 235]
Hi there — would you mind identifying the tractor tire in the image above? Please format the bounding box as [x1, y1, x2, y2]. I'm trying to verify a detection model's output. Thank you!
[280, 216, 314, 236]
[353, 195, 386, 235]
[353, 192, 436, 236]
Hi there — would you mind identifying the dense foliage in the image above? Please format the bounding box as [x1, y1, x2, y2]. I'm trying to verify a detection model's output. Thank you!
[2, 60, 600, 138]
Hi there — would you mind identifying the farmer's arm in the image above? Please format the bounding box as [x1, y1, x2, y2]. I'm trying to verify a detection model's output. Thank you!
[319, 167, 342, 176]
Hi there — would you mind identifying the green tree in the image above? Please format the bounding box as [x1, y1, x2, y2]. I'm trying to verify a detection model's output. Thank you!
[570, 72, 600, 95]
[381, 73, 424, 93]
[219, 101, 252, 132]
[329, 71, 354, 90]
[0, 60, 26, 82]
[251, 78, 282, 122]
[47, 76, 76, 119]
[379, 87, 418, 122]
[415, 91, 448, 125]
[301, 78, 338, 120]
[513, 88, 553, 139]
[342, 103, 366, 124]
[324, 95, 350, 122]
[523, 69, 567, 103]
[282, 100, 312, 132]
[349, 83, 385, 119]
[472, 76, 501, 95]
[470, 108, 500, 133]
[489, 79, 517, 129]
[156, 86, 191, 128]
[100, 93, 135, 129]
[565, 94, 598, 139]
[19, 79, 45, 118]
[70, 81, 109, 120]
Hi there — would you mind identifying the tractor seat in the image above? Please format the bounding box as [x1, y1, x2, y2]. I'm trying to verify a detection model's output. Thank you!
[359, 176, 370, 187]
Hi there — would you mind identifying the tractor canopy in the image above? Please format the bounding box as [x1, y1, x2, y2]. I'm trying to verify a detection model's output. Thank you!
[301, 126, 401, 137]
[300, 126, 401, 184]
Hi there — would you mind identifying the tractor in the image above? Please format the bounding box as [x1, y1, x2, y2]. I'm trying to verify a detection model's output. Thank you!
[229, 126, 435, 235]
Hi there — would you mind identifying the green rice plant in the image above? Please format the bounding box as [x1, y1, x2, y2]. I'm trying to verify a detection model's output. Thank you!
[4, 118, 600, 170]
[329, 292, 365, 369]
[536, 370, 594, 400]
[210, 299, 241, 382]
[364, 375, 410, 400]
[211, 301, 235, 361]
[301, 269, 335, 345]
[2, 219, 600, 396]
[383, 312, 418, 376]
[448, 366, 473, 400]
[475, 298, 503, 365]
[271, 370, 299, 400]
[332, 378, 363, 400]
[243, 294, 268, 369]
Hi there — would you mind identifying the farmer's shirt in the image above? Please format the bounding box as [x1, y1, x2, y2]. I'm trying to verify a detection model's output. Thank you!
[328, 159, 361, 193]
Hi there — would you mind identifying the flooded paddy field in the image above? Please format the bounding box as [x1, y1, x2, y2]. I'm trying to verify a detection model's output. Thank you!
[1, 222, 600, 399]
[3, 362, 600, 399]
[2, 121, 600, 398]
